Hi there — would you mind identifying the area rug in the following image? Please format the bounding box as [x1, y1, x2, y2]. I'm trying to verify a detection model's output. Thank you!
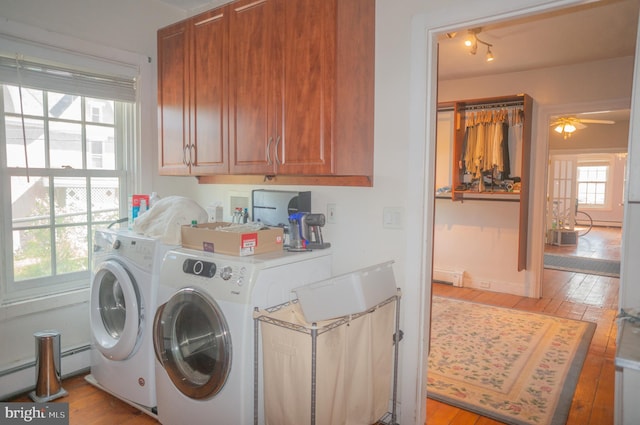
[427, 296, 596, 425]
[543, 253, 620, 278]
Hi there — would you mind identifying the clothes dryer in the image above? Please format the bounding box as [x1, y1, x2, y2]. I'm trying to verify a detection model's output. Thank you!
[153, 248, 332, 425]
[88, 228, 175, 412]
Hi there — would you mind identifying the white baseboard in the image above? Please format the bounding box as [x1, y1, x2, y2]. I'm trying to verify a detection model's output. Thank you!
[0, 345, 91, 400]
[464, 277, 526, 297]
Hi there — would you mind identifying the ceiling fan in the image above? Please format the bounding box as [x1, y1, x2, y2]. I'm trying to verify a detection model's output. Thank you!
[550, 116, 615, 139]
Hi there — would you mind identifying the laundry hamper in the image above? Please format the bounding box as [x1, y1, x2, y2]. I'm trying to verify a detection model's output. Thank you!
[254, 293, 400, 425]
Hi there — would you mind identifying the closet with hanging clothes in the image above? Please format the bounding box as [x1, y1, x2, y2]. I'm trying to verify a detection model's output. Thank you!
[449, 94, 533, 271]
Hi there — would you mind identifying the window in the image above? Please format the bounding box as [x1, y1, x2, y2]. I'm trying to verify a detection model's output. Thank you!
[0, 57, 136, 301]
[576, 164, 609, 207]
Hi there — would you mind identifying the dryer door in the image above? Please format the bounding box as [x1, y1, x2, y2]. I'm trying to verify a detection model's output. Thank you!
[91, 260, 142, 361]
[153, 287, 232, 400]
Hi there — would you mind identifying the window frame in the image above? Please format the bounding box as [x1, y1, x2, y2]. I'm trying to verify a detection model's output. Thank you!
[575, 158, 613, 211]
[1, 87, 135, 302]
[0, 44, 141, 303]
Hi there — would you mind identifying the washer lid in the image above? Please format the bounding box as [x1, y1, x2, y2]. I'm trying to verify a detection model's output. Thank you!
[153, 288, 232, 400]
[90, 260, 141, 361]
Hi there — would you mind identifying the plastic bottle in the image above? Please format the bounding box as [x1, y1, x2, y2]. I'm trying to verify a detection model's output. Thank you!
[139, 199, 147, 215]
[149, 192, 160, 208]
[243, 208, 249, 223]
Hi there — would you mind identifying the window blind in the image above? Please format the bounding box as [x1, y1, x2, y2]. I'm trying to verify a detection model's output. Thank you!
[0, 56, 136, 102]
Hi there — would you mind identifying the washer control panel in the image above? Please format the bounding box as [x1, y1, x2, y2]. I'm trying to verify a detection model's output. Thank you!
[94, 229, 157, 271]
[166, 252, 254, 303]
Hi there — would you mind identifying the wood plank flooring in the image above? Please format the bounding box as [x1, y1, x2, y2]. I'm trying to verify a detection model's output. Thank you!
[8, 227, 620, 425]
[9, 374, 159, 424]
[544, 225, 621, 261]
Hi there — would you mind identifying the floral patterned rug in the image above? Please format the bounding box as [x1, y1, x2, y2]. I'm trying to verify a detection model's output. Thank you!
[427, 296, 596, 425]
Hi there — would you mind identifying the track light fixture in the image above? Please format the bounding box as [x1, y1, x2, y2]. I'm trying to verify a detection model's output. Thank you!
[486, 46, 494, 62]
[464, 28, 495, 63]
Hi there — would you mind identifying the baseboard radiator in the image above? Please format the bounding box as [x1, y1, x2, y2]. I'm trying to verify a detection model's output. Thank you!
[433, 268, 464, 287]
[0, 344, 91, 400]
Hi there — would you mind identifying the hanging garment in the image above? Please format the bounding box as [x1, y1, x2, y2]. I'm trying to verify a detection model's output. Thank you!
[459, 106, 522, 183]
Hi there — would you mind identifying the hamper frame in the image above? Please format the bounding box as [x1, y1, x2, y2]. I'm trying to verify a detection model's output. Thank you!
[253, 289, 402, 425]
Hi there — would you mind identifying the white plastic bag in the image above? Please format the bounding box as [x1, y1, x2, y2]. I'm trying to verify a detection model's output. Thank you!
[132, 195, 208, 244]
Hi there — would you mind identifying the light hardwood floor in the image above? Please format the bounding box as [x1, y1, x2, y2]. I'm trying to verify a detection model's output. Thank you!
[10, 374, 159, 424]
[9, 228, 621, 425]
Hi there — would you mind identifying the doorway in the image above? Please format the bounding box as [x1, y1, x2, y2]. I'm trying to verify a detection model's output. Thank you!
[432, 0, 637, 297]
[543, 109, 628, 264]
[423, 1, 637, 422]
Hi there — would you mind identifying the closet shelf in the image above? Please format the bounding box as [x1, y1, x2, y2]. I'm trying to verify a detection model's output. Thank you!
[447, 192, 520, 202]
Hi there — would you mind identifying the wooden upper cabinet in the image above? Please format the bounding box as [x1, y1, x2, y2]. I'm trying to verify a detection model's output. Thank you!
[158, 7, 229, 176]
[227, 0, 374, 181]
[158, 21, 189, 175]
[158, 0, 375, 186]
[190, 8, 229, 174]
[228, 0, 278, 175]
[276, 0, 334, 175]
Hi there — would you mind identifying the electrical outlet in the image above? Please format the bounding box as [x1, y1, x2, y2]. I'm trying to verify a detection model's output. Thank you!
[480, 281, 491, 289]
[327, 203, 337, 223]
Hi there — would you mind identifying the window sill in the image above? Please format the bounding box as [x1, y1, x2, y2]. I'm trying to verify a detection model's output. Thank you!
[1, 288, 89, 320]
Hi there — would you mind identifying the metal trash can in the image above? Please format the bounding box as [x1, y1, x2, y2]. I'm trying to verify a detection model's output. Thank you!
[28, 331, 68, 402]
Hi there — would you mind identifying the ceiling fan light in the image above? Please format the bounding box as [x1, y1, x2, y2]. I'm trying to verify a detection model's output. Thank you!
[564, 123, 576, 133]
[554, 125, 564, 134]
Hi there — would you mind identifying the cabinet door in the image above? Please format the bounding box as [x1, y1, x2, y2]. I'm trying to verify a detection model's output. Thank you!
[190, 8, 229, 174]
[228, 0, 278, 174]
[158, 22, 190, 175]
[275, 0, 334, 175]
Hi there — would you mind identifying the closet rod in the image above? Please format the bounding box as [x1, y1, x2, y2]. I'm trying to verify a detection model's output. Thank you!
[459, 100, 524, 111]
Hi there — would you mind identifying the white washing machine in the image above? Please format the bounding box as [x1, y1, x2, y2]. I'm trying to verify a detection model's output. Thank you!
[153, 248, 332, 425]
[88, 228, 175, 412]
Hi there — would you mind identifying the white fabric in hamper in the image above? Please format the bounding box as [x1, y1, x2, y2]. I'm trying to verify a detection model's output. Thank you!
[345, 301, 395, 424]
[260, 301, 395, 425]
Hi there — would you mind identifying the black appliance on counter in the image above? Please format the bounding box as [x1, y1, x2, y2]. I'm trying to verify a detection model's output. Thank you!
[252, 189, 311, 227]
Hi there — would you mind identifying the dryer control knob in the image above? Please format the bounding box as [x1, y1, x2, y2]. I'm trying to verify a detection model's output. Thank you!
[220, 266, 233, 280]
[112, 240, 121, 249]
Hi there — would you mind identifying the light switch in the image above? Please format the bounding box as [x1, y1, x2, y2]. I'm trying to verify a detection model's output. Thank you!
[327, 203, 337, 224]
[383, 207, 403, 229]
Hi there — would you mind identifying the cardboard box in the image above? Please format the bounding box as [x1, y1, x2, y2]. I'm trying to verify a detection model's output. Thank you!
[181, 222, 284, 256]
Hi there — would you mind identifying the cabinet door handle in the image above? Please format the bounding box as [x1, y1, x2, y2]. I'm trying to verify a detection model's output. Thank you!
[183, 144, 190, 166]
[266, 137, 273, 165]
[274, 135, 282, 165]
[189, 144, 195, 166]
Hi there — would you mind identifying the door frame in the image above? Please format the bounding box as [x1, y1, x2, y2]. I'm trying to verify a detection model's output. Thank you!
[410, 2, 638, 424]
